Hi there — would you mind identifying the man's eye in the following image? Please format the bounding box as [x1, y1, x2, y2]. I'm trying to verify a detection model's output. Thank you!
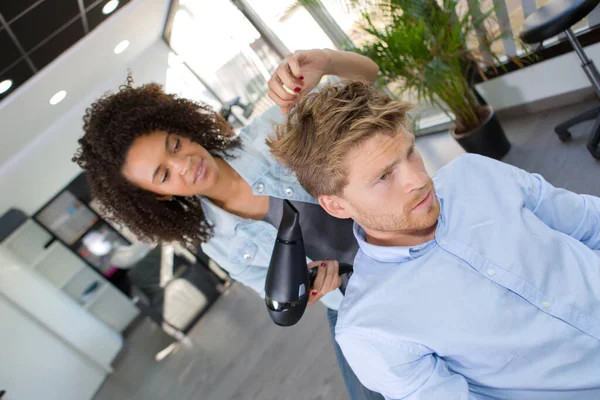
[162, 169, 170, 183]
[173, 138, 181, 153]
[379, 172, 390, 182]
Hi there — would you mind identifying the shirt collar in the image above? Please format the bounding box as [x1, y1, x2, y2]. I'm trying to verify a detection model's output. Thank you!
[352, 196, 445, 264]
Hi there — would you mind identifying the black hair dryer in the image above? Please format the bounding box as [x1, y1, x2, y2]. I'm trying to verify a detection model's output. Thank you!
[265, 200, 353, 327]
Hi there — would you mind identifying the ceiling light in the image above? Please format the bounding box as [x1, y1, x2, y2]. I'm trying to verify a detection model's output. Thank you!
[0, 79, 13, 94]
[102, 0, 119, 15]
[113, 40, 129, 54]
[49, 90, 67, 105]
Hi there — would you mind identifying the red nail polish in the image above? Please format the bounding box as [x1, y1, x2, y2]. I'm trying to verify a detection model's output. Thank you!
[299, 76, 304, 80]
[321, 263, 326, 268]
[311, 291, 318, 296]
[294, 87, 301, 93]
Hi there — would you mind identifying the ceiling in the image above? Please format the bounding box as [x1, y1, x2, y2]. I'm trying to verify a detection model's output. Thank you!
[0, 0, 171, 167]
[0, 0, 132, 102]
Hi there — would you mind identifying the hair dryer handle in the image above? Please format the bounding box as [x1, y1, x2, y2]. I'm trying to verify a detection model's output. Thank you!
[308, 262, 354, 295]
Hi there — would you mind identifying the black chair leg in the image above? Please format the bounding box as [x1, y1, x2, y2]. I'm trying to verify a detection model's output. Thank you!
[555, 105, 600, 142]
[587, 114, 600, 159]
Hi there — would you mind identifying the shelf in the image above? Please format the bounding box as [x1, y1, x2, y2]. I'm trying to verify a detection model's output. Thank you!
[63, 268, 105, 305]
[2, 220, 52, 267]
[31, 241, 60, 268]
[83, 283, 110, 310]
[33, 242, 86, 290]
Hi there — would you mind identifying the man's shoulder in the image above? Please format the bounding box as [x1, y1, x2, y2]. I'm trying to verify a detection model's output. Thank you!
[433, 153, 516, 190]
[436, 153, 495, 176]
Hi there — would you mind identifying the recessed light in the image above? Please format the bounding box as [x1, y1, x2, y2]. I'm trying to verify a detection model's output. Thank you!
[49, 90, 67, 105]
[0, 79, 13, 94]
[102, 0, 119, 15]
[114, 40, 129, 54]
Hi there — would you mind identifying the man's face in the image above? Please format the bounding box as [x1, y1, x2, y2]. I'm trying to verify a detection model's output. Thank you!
[332, 130, 440, 236]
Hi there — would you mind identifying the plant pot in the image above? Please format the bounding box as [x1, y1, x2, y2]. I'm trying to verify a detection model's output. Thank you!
[451, 106, 511, 160]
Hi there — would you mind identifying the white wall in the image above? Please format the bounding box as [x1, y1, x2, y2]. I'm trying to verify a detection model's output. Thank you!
[476, 42, 600, 112]
[0, 40, 171, 217]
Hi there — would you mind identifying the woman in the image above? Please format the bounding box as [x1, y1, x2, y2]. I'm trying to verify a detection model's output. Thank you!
[73, 48, 382, 400]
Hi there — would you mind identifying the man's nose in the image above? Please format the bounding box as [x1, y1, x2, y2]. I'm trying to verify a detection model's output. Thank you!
[403, 165, 429, 192]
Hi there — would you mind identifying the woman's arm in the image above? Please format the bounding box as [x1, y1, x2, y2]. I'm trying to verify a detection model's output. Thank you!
[268, 48, 379, 114]
[324, 48, 380, 83]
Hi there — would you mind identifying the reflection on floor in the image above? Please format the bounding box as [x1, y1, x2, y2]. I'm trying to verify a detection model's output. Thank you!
[94, 99, 600, 400]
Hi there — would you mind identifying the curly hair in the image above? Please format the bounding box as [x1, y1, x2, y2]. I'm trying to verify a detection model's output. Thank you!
[72, 75, 240, 246]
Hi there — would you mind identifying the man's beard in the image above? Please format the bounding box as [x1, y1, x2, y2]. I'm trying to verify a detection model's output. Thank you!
[353, 180, 440, 233]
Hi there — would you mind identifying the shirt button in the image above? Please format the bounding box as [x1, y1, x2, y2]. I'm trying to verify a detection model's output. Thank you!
[256, 183, 264, 193]
[542, 301, 551, 309]
[285, 188, 294, 197]
[486, 268, 496, 276]
[243, 252, 251, 261]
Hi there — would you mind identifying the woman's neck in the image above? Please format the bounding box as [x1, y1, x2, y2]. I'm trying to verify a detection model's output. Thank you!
[205, 157, 269, 220]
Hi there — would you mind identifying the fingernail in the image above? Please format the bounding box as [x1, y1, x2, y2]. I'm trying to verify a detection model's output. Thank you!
[311, 291, 318, 296]
[321, 263, 326, 268]
[299, 76, 304, 80]
[294, 87, 301, 93]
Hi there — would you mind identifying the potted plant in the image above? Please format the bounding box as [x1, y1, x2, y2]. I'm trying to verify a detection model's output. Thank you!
[342, 0, 524, 159]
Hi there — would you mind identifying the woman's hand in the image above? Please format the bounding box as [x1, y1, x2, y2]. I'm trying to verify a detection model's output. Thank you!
[307, 259, 342, 306]
[267, 49, 332, 115]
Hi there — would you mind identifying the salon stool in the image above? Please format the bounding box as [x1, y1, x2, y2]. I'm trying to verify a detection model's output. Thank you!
[520, 0, 600, 159]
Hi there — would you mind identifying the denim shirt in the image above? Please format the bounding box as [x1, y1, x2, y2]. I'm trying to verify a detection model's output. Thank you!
[200, 107, 344, 310]
[336, 154, 600, 399]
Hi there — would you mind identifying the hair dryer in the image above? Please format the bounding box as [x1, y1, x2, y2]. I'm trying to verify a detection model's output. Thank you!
[265, 200, 353, 327]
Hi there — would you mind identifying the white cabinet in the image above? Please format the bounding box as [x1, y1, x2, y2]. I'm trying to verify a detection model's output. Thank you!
[0, 248, 122, 400]
[1, 219, 139, 332]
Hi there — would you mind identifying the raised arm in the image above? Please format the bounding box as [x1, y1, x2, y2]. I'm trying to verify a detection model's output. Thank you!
[267, 48, 379, 114]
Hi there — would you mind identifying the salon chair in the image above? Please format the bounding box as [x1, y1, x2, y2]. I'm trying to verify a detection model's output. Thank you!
[520, 0, 600, 159]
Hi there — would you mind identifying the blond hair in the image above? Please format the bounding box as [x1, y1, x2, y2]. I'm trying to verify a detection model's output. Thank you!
[267, 80, 412, 197]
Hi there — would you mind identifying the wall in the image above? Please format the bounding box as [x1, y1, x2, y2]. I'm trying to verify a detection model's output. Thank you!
[0, 39, 171, 217]
[476, 42, 600, 114]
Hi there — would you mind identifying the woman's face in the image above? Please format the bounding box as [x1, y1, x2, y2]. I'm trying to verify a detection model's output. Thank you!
[122, 130, 220, 197]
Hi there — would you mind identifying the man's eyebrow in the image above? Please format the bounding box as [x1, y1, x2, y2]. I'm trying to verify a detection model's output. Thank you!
[407, 137, 416, 156]
[370, 155, 402, 181]
[370, 139, 416, 180]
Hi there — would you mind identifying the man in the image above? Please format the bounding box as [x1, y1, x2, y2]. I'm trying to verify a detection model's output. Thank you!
[268, 80, 600, 399]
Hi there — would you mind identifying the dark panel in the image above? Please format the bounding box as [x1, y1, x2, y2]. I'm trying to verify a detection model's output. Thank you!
[0, 60, 34, 101]
[9, 0, 80, 51]
[0, 0, 41, 23]
[0, 30, 22, 73]
[29, 19, 85, 70]
[84, 0, 102, 8]
[66, 173, 93, 204]
[0, 209, 28, 243]
[86, 0, 131, 31]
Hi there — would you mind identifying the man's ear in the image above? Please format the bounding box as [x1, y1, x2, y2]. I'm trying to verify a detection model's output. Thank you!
[318, 194, 352, 219]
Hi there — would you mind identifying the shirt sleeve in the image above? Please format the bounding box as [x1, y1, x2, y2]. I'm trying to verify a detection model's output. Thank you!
[336, 330, 481, 400]
[507, 163, 600, 250]
[457, 154, 600, 250]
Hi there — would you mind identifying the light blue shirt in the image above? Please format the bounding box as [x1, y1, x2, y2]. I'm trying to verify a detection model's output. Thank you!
[335, 154, 600, 399]
[200, 107, 344, 310]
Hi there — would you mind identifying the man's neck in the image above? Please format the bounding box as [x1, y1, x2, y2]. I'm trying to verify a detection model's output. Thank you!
[364, 222, 437, 247]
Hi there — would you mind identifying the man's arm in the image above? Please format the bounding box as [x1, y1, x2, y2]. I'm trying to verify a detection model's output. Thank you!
[336, 331, 481, 400]
[495, 159, 600, 249]
[458, 154, 600, 250]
